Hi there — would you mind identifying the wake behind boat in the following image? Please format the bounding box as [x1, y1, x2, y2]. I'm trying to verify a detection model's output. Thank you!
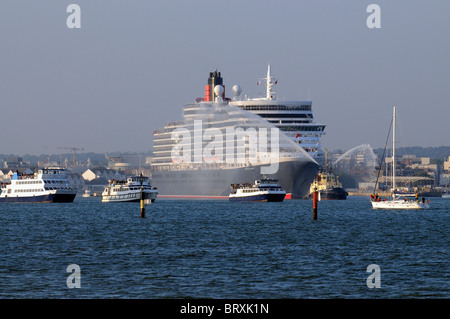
[0, 168, 77, 203]
[101, 175, 158, 203]
[229, 179, 286, 202]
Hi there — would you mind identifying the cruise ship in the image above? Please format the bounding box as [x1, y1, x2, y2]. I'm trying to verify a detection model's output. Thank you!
[0, 168, 77, 203]
[230, 65, 326, 163]
[150, 68, 320, 199]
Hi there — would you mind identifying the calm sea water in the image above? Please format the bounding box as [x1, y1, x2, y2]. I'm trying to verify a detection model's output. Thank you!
[0, 196, 448, 299]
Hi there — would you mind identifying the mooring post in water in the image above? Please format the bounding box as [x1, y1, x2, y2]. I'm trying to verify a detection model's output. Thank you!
[312, 174, 319, 220]
[313, 187, 318, 220]
[139, 173, 145, 218]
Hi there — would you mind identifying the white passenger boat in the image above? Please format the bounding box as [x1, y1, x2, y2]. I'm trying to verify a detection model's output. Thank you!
[0, 168, 77, 203]
[101, 175, 158, 203]
[229, 179, 286, 202]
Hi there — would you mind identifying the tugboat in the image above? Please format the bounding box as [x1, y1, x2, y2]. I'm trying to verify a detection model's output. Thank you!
[102, 175, 158, 203]
[309, 169, 348, 200]
[0, 168, 77, 203]
[308, 149, 347, 200]
[229, 179, 286, 202]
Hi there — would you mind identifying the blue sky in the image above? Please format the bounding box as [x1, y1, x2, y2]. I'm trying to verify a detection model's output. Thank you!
[0, 0, 449, 155]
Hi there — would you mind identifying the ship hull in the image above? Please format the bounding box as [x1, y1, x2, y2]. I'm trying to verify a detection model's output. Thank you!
[151, 158, 319, 199]
[0, 192, 76, 203]
[229, 193, 286, 202]
[52, 192, 77, 203]
[319, 188, 348, 200]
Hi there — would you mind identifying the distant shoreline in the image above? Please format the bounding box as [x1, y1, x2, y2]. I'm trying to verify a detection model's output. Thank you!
[348, 192, 389, 197]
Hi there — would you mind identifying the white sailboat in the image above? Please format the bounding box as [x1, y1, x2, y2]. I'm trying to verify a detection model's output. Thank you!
[371, 106, 430, 209]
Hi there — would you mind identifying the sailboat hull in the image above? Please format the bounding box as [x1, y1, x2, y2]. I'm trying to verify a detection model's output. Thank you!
[371, 200, 430, 209]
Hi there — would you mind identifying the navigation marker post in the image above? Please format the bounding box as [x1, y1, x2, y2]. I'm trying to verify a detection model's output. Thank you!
[313, 187, 318, 220]
[139, 173, 145, 218]
[312, 174, 319, 220]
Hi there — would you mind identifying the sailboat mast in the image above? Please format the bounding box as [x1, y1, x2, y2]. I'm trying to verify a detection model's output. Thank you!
[392, 106, 396, 193]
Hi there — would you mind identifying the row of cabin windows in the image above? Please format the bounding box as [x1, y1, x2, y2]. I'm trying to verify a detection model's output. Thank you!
[15, 189, 44, 193]
[281, 125, 326, 132]
[241, 189, 259, 193]
[259, 113, 312, 119]
[16, 180, 66, 185]
[16, 180, 42, 185]
[241, 105, 311, 111]
[240, 188, 280, 193]
[111, 187, 142, 192]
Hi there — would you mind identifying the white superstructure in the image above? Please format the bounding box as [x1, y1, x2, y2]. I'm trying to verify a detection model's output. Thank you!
[102, 175, 158, 203]
[229, 65, 326, 163]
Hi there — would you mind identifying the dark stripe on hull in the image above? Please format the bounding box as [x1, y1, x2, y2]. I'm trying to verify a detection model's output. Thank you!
[319, 188, 348, 200]
[52, 193, 77, 203]
[0, 194, 55, 203]
[229, 193, 286, 202]
[0, 193, 76, 203]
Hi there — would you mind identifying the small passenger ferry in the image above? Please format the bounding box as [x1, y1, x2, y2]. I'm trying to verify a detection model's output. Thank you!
[229, 179, 286, 202]
[101, 175, 158, 203]
[0, 168, 77, 203]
